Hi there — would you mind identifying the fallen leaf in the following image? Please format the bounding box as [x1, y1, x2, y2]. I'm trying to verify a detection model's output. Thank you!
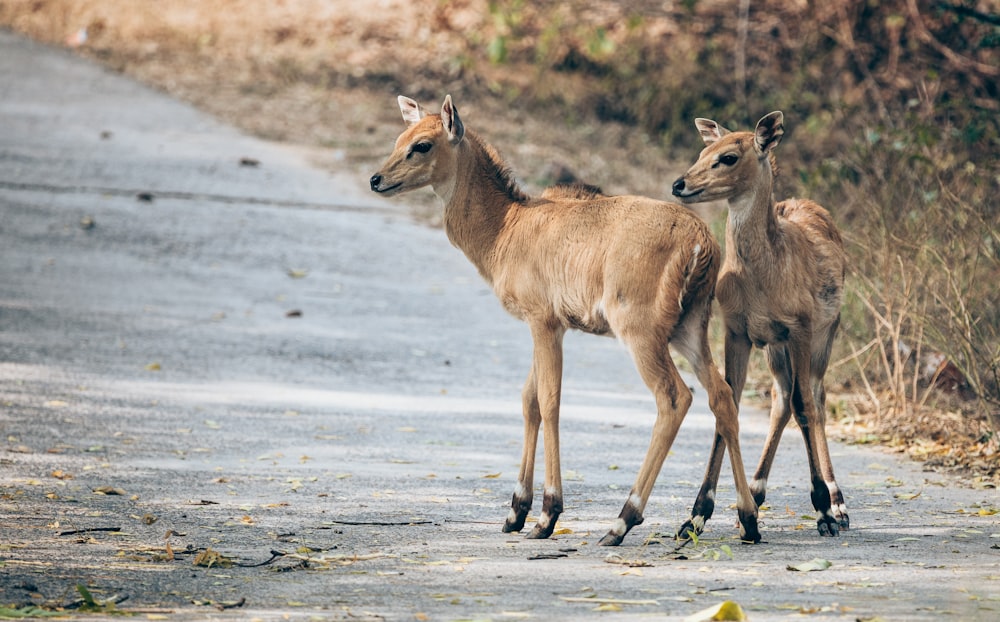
[482, 472, 502, 479]
[683, 600, 747, 622]
[788, 558, 832, 572]
[193, 548, 232, 568]
[145, 362, 161, 371]
[287, 269, 308, 279]
[93, 486, 126, 496]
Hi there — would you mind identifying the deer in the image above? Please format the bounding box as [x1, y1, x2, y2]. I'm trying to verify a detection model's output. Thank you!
[370, 94, 761, 546]
[671, 111, 849, 537]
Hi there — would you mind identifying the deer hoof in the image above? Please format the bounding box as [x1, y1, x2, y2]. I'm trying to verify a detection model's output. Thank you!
[526, 523, 553, 539]
[675, 516, 705, 541]
[597, 531, 624, 546]
[817, 514, 840, 537]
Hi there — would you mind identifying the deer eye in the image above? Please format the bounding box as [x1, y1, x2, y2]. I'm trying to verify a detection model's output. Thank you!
[411, 142, 433, 154]
[719, 153, 739, 166]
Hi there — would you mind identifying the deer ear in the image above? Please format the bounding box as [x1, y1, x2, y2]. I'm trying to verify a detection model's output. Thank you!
[398, 95, 426, 126]
[695, 118, 730, 145]
[441, 94, 465, 144]
[754, 111, 784, 154]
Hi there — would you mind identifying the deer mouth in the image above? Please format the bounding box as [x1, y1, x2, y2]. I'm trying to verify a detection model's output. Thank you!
[372, 182, 402, 194]
[673, 187, 703, 200]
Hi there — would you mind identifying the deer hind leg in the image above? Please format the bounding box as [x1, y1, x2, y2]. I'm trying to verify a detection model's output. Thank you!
[503, 367, 541, 534]
[812, 316, 848, 529]
[787, 337, 840, 537]
[598, 339, 690, 546]
[674, 316, 760, 543]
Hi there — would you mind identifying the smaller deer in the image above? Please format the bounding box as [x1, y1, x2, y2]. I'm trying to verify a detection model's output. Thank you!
[672, 112, 849, 537]
[371, 94, 761, 546]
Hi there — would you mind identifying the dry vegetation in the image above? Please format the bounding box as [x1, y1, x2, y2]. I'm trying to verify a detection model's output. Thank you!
[1, 0, 997, 483]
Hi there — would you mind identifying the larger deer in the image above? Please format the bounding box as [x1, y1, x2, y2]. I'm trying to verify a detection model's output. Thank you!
[671, 112, 849, 537]
[370, 94, 761, 546]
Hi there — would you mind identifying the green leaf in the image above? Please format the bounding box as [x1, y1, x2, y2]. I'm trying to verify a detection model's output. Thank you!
[76, 584, 97, 606]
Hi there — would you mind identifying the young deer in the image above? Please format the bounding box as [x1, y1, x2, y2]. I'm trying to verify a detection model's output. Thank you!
[671, 112, 849, 537]
[371, 95, 761, 546]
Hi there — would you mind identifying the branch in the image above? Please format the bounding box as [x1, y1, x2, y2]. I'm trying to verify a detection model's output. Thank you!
[907, 0, 1000, 77]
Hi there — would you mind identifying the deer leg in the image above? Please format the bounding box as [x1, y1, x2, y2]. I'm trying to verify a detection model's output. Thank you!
[525, 323, 565, 540]
[811, 319, 849, 529]
[599, 343, 689, 546]
[675, 319, 760, 542]
[788, 338, 840, 537]
[678, 432, 726, 540]
[752, 346, 795, 508]
[503, 367, 541, 533]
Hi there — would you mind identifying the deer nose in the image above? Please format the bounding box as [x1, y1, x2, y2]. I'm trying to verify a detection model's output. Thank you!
[369, 174, 382, 191]
[671, 178, 686, 196]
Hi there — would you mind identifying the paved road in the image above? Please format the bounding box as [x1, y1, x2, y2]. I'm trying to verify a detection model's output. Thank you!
[1, 29, 997, 621]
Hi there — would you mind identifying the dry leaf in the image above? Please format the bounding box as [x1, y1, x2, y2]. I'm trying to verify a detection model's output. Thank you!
[787, 558, 832, 572]
[93, 486, 126, 495]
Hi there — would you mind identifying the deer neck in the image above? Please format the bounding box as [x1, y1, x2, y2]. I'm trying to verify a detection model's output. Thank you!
[724, 162, 781, 270]
[434, 137, 518, 282]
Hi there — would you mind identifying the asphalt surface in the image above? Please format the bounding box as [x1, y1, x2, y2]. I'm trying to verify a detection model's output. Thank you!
[1, 29, 998, 622]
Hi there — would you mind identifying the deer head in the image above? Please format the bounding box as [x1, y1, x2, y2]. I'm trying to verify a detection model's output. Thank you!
[671, 111, 784, 203]
[369, 95, 465, 197]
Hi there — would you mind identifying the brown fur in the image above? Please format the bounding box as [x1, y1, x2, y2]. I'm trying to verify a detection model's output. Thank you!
[371, 95, 761, 546]
[673, 111, 850, 536]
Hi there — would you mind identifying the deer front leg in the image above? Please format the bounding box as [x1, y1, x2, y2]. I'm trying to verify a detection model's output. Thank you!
[525, 322, 565, 540]
[751, 345, 795, 508]
[503, 368, 541, 533]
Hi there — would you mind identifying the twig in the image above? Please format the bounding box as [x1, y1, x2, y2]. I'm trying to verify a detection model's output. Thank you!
[324, 519, 432, 526]
[560, 596, 659, 605]
[58, 527, 122, 536]
[234, 550, 287, 568]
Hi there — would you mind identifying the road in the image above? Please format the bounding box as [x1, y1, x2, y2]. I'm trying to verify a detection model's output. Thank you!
[1, 29, 997, 621]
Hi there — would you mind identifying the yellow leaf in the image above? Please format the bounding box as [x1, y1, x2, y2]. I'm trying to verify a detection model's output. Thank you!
[594, 603, 623, 612]
[287, 269, 308, 278]
[44, 400, 68, 408]
[145, 362, 161, 371]
[552, 527, 573, 535]
[683, 600, 747, 622]
[978, 508, 998, 516]
[482, 472, 502, 479]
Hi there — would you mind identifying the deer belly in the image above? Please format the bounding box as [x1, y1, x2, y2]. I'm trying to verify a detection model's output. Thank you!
[748, 319, 791, 348]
